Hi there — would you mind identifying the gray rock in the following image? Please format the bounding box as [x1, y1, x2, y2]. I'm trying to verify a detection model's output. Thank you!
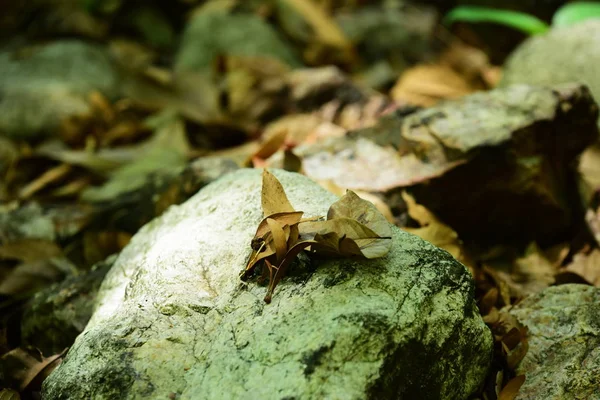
[43, 169, 492, 399]
[21, 255, 115, 355]
[507, 284, 600, 400]
[0, 40, 120, 139]
[501, 20, 600, 120]
[175, 10, 300, 74]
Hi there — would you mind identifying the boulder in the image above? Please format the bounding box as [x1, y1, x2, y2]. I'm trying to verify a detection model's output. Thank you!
[507, 284, 600, 400]
[43, 169, 492, 399]
[0, 40, 120, 139]
[297, 84, 598, 246]
[501, 20, 600, 119]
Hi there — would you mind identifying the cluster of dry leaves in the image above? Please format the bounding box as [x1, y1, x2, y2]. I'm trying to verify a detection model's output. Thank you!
[241, 170, 391, 303]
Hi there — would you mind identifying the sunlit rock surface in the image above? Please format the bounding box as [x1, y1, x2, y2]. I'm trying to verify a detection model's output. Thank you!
[43, 169, 492, 399]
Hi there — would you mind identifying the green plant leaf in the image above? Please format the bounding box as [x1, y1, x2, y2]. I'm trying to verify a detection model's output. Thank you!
[552, 2, 600, 28]
[443, 6, 549, 35]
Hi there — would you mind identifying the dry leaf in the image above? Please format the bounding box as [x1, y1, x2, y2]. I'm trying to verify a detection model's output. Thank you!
[401, 191, 471, 268]
[0, 347, 66, 392]
[327, 190, 392, 239]
[18, 164, 72, 199]
[252, 129, 288, 162]
[316, 180, 394, 223]
[480, 287, 499, 315]
[578, 143, 600, 205]
[261, 169, 296, 215]
[391, 65, 473, 107]
[242, 211, 305, 281]
[254, 212, 304, 241]
[483, 265, 512, 307]
[242, 170, 392, 303]
[267, 218, 288, 262]
[0, 259, 67, 296]
[262, 114, 323, 146]
[281, 0, 351, 50]
[440, 42, 498, 87]
[391, 41, 496, 107]
[0, 239, 62, 263]
[300, 217, 389, 258]
[264, 240, 315, 303]
[496, 243, 557, 298]
[498, 375, 526, 400]
[561, 249, 600, 286]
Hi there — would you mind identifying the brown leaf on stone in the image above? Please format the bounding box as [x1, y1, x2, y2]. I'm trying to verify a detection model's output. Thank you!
[300, 216, 390, 259]
[267, 218, 288, 262]
[264, 239, 316, 304]
[242, 211, 304, 281]
[261, 169, 296, 216]
[254, 212, 304, 243]
[498, 375, 526, 400]
[316, 181, 394, 223]
[246, 170, 391, 302]
[301, 136, 466, 192]
[327, 190, 392, 239]
[560, 249, 600, 287]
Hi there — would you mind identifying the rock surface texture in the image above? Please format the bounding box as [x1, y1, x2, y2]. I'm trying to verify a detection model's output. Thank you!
[507, 284, 600, 400]
[43, 169, 492, 400]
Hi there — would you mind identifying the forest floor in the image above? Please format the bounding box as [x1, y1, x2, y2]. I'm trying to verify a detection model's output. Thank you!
[1, 1, 599, 399]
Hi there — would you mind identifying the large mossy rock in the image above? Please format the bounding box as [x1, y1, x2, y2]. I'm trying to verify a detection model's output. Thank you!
[501, 20, 600, 113]
[0, 40, 120, 139]
[43, 169, 492, 399]
[507, 284, 600, 400]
